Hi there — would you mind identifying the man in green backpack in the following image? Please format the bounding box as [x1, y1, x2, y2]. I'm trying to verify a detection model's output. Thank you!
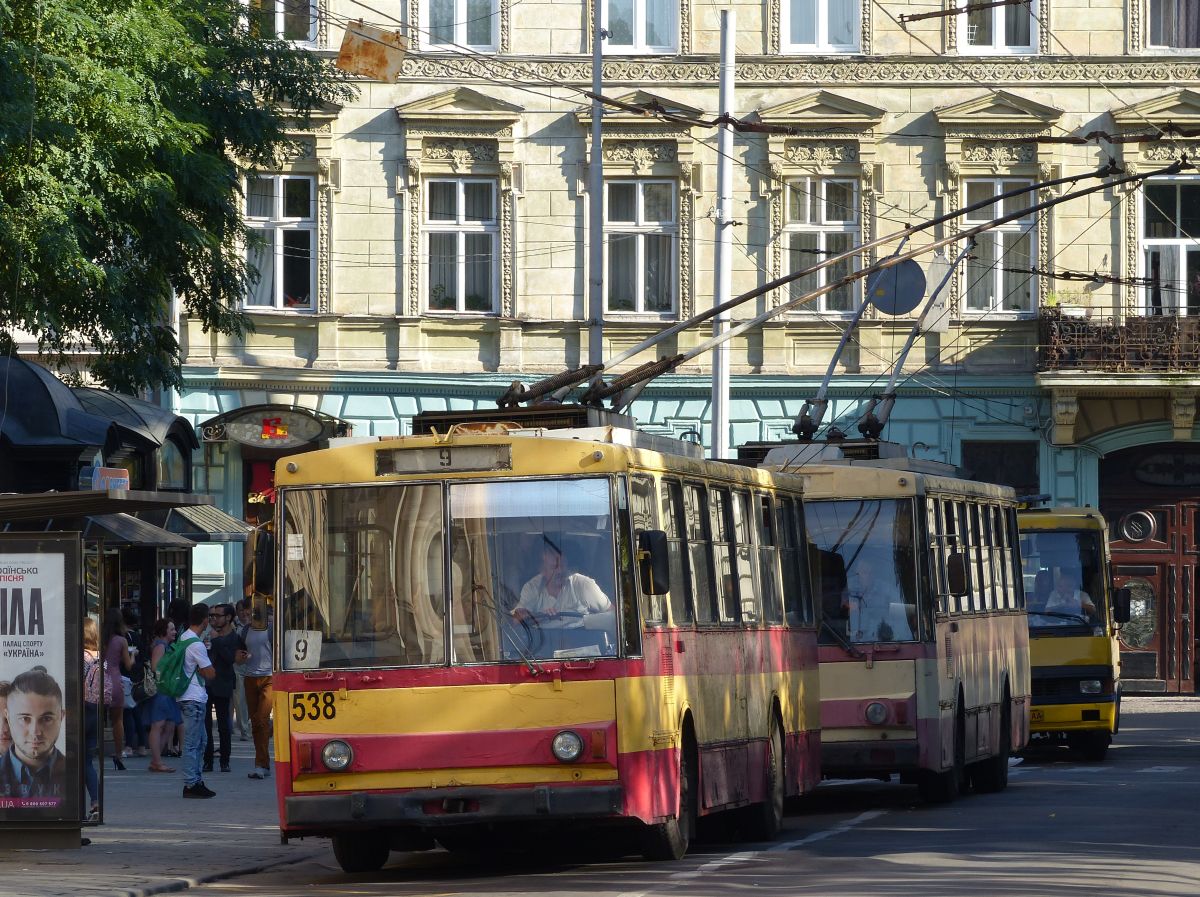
[175, 604, 216, 799]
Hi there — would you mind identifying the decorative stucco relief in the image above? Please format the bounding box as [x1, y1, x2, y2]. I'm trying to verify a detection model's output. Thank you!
[961, 142, 1038, 165]
[603, 140, 677, 171]
[784, 141, 858, 164]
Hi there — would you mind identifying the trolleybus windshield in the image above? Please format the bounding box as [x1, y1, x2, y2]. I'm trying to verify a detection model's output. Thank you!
[279, 477, 622, 670]
[1018, 529, 1106, 632]
[805, 498, 920, 645]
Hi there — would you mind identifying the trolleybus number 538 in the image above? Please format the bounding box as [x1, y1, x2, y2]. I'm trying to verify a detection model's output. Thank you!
[292, 692, 337, 721]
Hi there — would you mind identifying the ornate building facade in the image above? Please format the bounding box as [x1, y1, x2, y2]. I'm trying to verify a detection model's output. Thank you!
[179, 0, 1200, 691]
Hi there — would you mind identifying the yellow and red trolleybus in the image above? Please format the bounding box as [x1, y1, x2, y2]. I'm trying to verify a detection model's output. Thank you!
[762, 449, 1030, 802]
[270, 412, 820, 871]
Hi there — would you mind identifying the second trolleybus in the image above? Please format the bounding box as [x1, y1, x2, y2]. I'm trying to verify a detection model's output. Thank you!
[268, 408, 821, 871]
[761, 444, 1031, 802]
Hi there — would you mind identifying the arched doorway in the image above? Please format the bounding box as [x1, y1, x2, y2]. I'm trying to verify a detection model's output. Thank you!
[1100, 443, 1200, 694]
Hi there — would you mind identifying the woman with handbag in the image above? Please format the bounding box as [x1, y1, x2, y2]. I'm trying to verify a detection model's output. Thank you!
[101, 607, 134, 770]
[82, 618, 103, 820]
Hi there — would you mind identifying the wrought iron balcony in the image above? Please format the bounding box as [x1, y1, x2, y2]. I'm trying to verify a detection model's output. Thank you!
[1038, 308, 1200, 372]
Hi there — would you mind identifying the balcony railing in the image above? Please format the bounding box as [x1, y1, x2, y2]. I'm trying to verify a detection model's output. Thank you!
[1038, 308, 1200, 372]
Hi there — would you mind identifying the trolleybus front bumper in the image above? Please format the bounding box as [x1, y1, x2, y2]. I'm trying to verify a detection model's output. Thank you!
[284, 783, 624, 831]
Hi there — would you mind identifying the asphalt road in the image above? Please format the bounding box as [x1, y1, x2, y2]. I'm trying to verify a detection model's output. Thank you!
[185, 695, 1200, 897]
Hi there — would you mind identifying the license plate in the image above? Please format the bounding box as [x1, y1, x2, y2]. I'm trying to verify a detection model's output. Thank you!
[1030, 709, 1044, 722]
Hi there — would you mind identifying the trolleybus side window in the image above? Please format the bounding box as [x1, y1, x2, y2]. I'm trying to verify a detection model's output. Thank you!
[973, 503, 991, 611]
[630, 473, 664, 627]
[733, 489, 761, 623]
[711, 487, 740, 623]
[927, 497, 948, 614]
[757, 493, 784, 624]
[684, 483, 718, 623]
[661, 479, 695, 626]
[615, 477, 643, 656]
[776, 496, 813, 626]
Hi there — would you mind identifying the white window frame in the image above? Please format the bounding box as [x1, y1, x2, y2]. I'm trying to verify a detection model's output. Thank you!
[423, 177, 500, 315]
[603, 179, 678, 316]
[961, 178, 1037, 318]
[783, 177, 861, 316]
[1146, 0, 1200, 50]
[958, 0, 1036, 55]
[780, 0, 861, 54]
[1139, 176, 1200, 316]
[243, 174, 317, 313]
[602, 0, 677, 54]
[420, 0, 499, 52]
[243, 0, 318, 44]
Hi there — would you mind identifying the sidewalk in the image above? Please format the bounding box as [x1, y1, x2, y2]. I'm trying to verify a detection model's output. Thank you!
[0, 737, 323, 897]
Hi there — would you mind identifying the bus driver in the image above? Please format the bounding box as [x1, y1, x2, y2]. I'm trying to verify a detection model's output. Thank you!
[512, 538, 612, 622]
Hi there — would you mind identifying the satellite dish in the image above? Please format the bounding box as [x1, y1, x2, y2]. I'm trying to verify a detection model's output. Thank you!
[866, 259, 926, 315]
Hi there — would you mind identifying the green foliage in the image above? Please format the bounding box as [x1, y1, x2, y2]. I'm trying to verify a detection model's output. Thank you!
[0, 0, 355, 391]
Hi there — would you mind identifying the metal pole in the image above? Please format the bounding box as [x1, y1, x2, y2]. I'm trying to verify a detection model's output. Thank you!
[710, 9, 734, 460]
[588, 8, 606, 366]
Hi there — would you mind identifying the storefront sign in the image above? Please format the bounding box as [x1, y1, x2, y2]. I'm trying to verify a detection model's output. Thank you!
[79, 467, 131, 491]
[0, 536, 82, 833]
[221, 408, 327, 450]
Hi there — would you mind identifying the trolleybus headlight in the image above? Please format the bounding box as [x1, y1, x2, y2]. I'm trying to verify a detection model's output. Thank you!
[321, 740, 354, 771]
[1079, 679, 1102, 695]
[865, 702, 888, 725]
[551, 730, 584, 762]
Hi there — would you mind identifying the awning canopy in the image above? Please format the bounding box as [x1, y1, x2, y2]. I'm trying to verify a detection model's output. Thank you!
[83, 513, 196, 549]
[73, 388, 200, 452]
[143, 505, 253, 543]
[0, 489, 215, 523]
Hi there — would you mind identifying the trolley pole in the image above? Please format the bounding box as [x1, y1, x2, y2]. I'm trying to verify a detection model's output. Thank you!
[710, 9, 735, 459]
[588, 7, 606, 366]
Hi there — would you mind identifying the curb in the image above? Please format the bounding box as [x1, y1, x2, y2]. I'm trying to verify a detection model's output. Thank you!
[113, 847, 325, 897]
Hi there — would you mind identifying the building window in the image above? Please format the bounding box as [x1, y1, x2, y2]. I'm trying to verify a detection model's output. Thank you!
[603, 0, 677, 53]
[244, 174, 316, 311]
[1142, 178, 1200, 315]
[781, 0, 859, 52]
[423, 0, 498, 51]
[605, 180, 677, 314]
[247, 0, 317, 42]
[962, 179, 1036, 315]
[785, 177, 860, 314]
[960, 0, 1034, 53]
[1148, 1, 1200, 48]
[424, 178, 498, 313]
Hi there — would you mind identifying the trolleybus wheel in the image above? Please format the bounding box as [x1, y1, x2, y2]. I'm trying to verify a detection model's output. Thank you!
[918, 704, 966, 804]
[332, 830, 390, 874]
[744, 716, 785, 841]
[971, 691, 1010, 793]
[640, 731, 697, 861]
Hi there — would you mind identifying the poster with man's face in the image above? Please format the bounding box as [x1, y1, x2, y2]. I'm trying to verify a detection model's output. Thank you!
[0, 542, 77, 823]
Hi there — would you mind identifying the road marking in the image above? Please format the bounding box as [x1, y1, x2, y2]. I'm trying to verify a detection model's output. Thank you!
[1138, 766, 1187, 773]
[769, 809, 889, 850]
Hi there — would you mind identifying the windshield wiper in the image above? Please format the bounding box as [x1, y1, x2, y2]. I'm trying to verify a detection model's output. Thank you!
[820, 619, 864, 658]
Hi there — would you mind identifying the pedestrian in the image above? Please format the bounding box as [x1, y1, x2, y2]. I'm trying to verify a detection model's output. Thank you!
[177, 603, 217, 798]
[102, 607, 134, 770]
[81, 619, 101, 819]
[232, 600, 252, 742]
[145, 618, 181, 773]
[202, 603, 244, 774]
[243, 603, 273, 780]
[121, 608, 148, 758]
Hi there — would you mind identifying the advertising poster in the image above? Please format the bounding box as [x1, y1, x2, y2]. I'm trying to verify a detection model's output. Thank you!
[0, 538, 80, 826]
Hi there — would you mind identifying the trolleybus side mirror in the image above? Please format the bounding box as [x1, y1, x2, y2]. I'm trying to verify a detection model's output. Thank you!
[637, 530, 671, 596]
[1114, 586, 1132, 625]
[946, 552, 969, 598]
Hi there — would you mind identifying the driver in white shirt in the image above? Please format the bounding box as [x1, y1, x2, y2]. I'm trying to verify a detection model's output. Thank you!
[512, 539, 612, 622]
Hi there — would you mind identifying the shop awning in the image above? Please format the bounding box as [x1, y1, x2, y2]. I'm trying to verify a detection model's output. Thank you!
[83, 513, 197, 548]
[152, 505, 253, 543]
[0, 489, 215, 523]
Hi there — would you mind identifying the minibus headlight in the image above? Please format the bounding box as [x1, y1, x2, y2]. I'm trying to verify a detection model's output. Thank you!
[1079, 679, 1102, 695]
[551, 730, 584, 762]
[865, 702, 888, 725]
[321, 740, 354, 771]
